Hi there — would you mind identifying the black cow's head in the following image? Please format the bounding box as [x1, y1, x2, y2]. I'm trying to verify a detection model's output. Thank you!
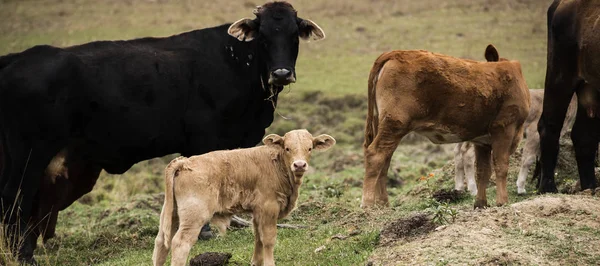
[228, 1, 325, 86]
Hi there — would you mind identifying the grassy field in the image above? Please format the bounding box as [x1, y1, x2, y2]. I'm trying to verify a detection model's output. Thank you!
[2, 0, 600, 265]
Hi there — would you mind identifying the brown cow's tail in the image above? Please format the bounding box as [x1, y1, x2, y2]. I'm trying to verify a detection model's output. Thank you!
[160, 156, 188, 249]
[364, 53, 391, 150]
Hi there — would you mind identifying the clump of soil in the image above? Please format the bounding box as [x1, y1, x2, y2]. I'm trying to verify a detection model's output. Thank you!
[379, 213, 436, 245]
[189, 252, 232, 266]
[431, 189, 467, 203]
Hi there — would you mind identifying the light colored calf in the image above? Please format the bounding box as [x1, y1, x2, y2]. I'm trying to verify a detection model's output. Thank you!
[152, 129, 335, 266]
[362, 45, 530, 209]
[454, 90, 577, 195]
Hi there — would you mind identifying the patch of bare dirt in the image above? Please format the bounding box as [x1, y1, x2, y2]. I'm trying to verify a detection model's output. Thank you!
[432, 189, 467, 203]
[189, 252, 232, 266]
[379, 213, 436, 246]
[371, 195, 600, 265]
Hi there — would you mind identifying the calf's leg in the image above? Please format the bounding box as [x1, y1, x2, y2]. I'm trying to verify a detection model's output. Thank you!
[454, 143, 466, 191]
[362, 119, 407, 207]
[517, 133, 539, 194]
[253, 206, 278, 266]
[170, 204, 210, 266]
[474, 145, 492, 209]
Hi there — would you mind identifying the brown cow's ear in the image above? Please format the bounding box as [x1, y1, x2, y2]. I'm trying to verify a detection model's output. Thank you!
[313, 134, 336, 151]
[228, 18, 258, 42]
[484, 44, 499, 62]
[298, 18, 325, 41]
[263, 134, 284, 147]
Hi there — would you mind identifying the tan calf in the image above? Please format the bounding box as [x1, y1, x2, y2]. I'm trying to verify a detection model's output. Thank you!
[362, 45, 530, 209]
[152, 129, 335, 266]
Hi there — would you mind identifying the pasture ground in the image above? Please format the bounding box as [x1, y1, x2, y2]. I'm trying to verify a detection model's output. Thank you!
[2, 0, 600, 265]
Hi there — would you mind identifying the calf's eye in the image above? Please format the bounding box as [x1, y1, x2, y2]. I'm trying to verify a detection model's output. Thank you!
[308, 148, 312, 151]
[285, 147, 290, 152]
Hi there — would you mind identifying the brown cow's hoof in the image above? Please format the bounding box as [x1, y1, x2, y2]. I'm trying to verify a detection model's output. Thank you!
[473, 200, 488, 209]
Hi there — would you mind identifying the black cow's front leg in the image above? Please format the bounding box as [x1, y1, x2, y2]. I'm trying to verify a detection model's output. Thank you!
[571, 109, 600, 191]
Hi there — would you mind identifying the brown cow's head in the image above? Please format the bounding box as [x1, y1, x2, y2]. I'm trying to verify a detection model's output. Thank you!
[228, 1, 325, 86]
[263, 129, 335, 177]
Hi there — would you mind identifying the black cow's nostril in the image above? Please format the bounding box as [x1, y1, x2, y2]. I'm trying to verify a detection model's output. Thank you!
[272, 68, 291, 79]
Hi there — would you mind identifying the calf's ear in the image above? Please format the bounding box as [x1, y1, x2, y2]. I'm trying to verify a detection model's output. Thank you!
[298, 18, 326, 41]
[484, 44, 499, 62]
[228, 18, 258, 42]
[313, 134, 336, 151]
[263, 134, 284, 147]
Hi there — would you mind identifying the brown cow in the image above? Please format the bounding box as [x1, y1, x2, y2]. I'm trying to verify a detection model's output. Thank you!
[454, 89, 577, 195]
[362, 45, 530, 209]
[152, 129, 335, 266]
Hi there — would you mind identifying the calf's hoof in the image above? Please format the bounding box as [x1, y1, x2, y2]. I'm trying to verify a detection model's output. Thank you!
[517, 187, 526, 195]
[473, 199, 488, 209]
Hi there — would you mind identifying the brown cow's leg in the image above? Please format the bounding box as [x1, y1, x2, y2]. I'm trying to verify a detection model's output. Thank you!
[362, 120, 407, 208]
[492, 125, 521, 206]
[474, 145, 492, 209]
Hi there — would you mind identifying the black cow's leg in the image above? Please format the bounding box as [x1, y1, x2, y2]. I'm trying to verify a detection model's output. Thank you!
[198, 223, 214, 240]
[571, 108, 600, 191]
[1, 138, 62, 263]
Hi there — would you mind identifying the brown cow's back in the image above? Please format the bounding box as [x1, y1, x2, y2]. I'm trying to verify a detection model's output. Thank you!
[373, 50, 529, 144]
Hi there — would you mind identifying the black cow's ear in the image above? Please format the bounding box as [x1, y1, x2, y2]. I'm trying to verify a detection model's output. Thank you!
[297, 18, 326, 41]
[228, 18, 258, 42]
[263, 134, 284, 147]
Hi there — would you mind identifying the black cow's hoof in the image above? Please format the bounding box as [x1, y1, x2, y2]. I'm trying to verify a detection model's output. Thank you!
[198, 224, 214, 240]
[18, 256, 39, 266]
[538, 185, 558, 194]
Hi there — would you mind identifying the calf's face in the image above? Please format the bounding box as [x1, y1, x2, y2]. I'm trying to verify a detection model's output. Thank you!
[263, 129, 335, 176]
[227, 2, 325, 86]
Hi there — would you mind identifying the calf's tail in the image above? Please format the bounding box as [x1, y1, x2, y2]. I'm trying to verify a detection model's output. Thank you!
[364, 54, 391, 149]
[160, 156, 188, 249]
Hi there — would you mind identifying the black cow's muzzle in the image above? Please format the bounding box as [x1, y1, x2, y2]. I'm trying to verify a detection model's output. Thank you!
[268, 68, 296, 86]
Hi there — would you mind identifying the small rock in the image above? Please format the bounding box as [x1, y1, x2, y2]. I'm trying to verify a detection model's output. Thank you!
[348, 229, 362, 236]
[314, 245, 327, 253]
[435, 225, 447, 231]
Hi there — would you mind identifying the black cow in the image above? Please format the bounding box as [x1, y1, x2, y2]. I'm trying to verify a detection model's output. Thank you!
[538, 0, 600, 193]
[0, 1, 325, 263]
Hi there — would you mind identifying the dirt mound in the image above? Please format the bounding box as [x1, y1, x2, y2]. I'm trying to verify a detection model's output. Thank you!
[379, 213, 436, 246]
[189, 252, 232, 266]
[371, 195, 600, 265]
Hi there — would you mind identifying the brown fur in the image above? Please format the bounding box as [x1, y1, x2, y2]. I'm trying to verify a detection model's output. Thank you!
[152, 129, 335, 266]
[454, 89, 577, 194]
[362, 45, 530, 208]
